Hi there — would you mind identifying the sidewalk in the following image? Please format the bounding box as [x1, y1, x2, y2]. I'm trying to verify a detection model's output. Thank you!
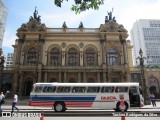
[2, 99, 160, 110]
[141, 101, 160, 109]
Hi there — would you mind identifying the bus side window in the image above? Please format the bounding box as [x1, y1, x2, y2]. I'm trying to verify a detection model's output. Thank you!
[57, 87, 70, 93]
[87, 87, 100, 93]
[43, 86, 56, 93]
[72, 87, 86, 93]
[115, 87, 128, 93]
[34, 86, 43, 93]
[101, 87, 114, 93]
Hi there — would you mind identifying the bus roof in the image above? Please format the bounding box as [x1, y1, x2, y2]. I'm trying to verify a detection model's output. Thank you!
[33, 82, 139, 87]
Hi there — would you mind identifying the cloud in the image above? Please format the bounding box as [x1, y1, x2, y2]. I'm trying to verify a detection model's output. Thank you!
[3, 30, 16, 48]
[118, 0, 160, 39]
[41, 11, 90, 28]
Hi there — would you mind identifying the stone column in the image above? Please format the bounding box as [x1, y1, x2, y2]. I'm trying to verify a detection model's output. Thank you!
[58, 72, 61, 83]
[103, 72, 106, 82]
[120, 37, 128, 64]
[18, 72, 24, 95]
[64, 72, 67, 82]
[44, 72, 47, 82]
[78, 72, 81, 83]
[80, 52, 83, 66]
[12, 72, 18, 92]
[16, 40, 23, 64]
[83, 72, 86, 82]
[38, 39, 44, 64]
[97, 72, 100, 83]
[37, 72, 41, 82]
[100, 34, 106, 66]
[62, 52, 66, 66]
[101, 39, 106, 65]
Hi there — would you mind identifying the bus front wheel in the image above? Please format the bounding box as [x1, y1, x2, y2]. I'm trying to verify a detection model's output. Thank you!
[54, 102, 66, 112]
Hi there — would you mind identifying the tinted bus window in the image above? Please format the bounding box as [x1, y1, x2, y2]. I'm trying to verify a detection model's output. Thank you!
[43, 86, 56, 93]
[57, 86, 71, 93]
[101, 87, 114, 93]
[87, 87, 100, 93]
[115, 87, 128, 93]
[72, 87, 86, 93]
[129, 87, 138, 94]
[34, 86, 43, 93]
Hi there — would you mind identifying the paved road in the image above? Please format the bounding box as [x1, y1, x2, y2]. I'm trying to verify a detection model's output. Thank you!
[1, 99, 160, 119]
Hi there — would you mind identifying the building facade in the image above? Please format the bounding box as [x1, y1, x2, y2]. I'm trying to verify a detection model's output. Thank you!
[130, 19, 160, 98]
[130, 19, 160, 66]
[0, 0, 8, 49]
[11, 11, 133, 95]
[5, 53, 13, 67]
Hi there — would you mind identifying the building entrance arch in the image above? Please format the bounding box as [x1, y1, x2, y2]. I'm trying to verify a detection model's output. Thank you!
[24, 79, 33, 96]
[148, 75, 160, 98]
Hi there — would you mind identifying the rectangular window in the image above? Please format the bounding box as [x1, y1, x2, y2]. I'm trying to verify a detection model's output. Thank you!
[34, 86, 43, 93]
[129, 87, 138, 94]
[115, 87, 128, 93]
[87, 87, 100, 93]
[43, 86, 56, 93]
[72, 87, 86, 93]
[101, 86, 114, 93]
[57, 86, 71, 93]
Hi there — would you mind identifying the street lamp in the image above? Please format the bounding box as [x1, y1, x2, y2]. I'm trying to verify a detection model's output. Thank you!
[0, 49, 5, 91]
[136, 48, 151, 105]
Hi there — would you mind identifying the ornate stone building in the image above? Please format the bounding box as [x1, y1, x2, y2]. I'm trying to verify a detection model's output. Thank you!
[11, 10, 133, 95]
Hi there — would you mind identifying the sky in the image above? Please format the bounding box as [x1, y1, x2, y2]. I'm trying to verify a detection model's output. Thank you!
[2, 0, 160, 55]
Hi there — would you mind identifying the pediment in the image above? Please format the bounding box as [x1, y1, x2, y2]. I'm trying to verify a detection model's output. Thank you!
[100, 20, 127, 32]
[17, 19, 46, 32]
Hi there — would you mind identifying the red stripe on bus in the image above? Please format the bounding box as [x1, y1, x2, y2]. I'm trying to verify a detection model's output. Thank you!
[29, 100, 93, 107]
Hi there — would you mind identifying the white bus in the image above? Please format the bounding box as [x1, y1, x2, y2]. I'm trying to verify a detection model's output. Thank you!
[29, 82, 144, 112]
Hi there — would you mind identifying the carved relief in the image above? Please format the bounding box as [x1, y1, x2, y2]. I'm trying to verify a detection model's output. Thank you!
[100, 21, 127, 32]
[17, 24, 28, 32]
[17, 19, 46, 33]
[79, 42, 84, 48]
[61, 42, 66, 48]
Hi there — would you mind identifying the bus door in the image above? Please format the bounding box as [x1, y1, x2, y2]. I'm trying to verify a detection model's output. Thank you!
[129, 86, 140, 107]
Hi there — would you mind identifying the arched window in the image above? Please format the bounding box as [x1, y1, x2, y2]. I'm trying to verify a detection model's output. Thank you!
[27, 47, 37, 65]
[88, 78, 95, 83]
[67, 48, 79, 66]
[107, 48, 118, 65]
[68, 78, 76, 83]
[85, 48, 97, 66]
[50, 48, 61, 66]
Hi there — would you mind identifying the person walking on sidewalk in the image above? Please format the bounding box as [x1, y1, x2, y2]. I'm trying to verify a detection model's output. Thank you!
[150, 93, 156, 107]
[11, 92, 19, 113]
[0, 92, 5, 112]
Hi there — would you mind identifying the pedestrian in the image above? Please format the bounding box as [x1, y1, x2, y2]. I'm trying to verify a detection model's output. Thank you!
[11, 92, 19, 113]
[150, 93, 156, 107]
[0, 92, 5, 112]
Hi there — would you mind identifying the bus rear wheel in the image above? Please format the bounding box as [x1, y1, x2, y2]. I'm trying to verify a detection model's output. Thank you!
[54, 102, 66, 112]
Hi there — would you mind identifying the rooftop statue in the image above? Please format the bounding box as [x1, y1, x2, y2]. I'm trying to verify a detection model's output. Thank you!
[105, 8, 116, 23]
[29, 7, 41, 23]
[78, 22, 84, 28]
[34, 7, 38, 19]
[62, 21, 68, 28]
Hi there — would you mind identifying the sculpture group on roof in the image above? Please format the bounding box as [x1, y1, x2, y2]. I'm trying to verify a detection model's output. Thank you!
[105, 8, 116, 23]
[29, 7, 41, 23]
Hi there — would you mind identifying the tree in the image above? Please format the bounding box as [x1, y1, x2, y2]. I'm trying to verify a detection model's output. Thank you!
[54, 0, 104, 14]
